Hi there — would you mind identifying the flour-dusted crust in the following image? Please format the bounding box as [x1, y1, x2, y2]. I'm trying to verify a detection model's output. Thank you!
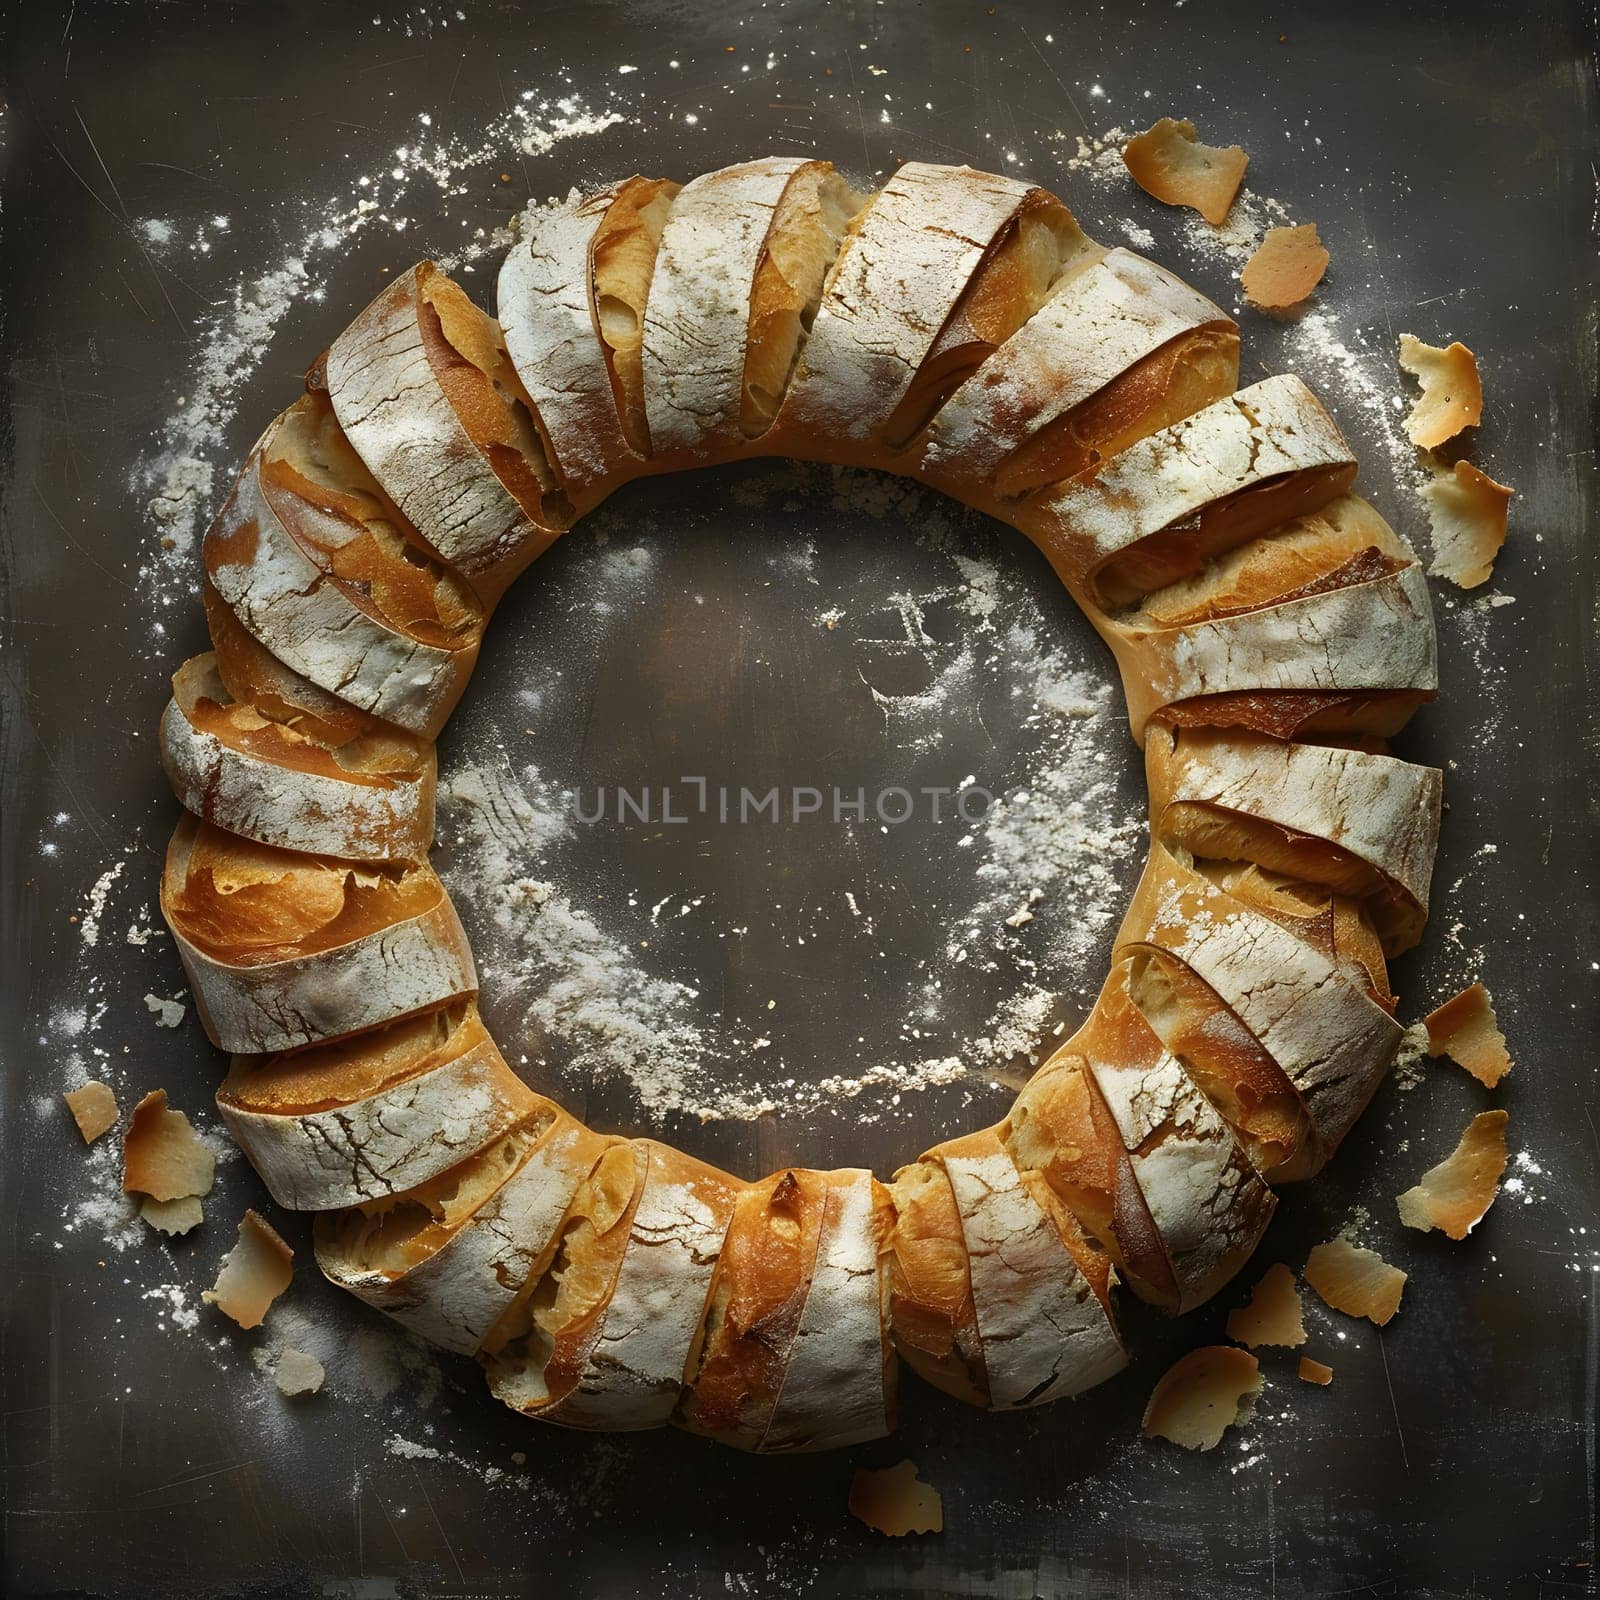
[641, 157, 812, 455]
[154, 156, 1457, 1453]
[922, 247, 1232, 489]
[498, 185, 642, 490]
[162, 817, 476, 1054]
[327, 263, 569, 601]
[1115, 561, 1437, 737]
[531, 1143, 742, 1430]
[218, 1010, 537, 1211]
[1148, 727, 1442, 953]
[1030, 374, 1356, 607]
[317, 1113, 612, 1355]
[1119, 845, 1403, 1170]
[936, 1130, 1124, 1408]
[759, 1168, 894, 1452]
[204, 409, 479, 740]
[1082, 969, 1275, 1312]
[775, 164, 1036, 449]
[161, 654, 437, 863]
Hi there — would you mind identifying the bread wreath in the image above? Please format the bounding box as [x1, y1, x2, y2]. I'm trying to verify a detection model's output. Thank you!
[156, 158, 1445, 1452]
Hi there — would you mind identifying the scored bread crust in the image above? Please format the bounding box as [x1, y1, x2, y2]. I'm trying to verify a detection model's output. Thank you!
[640, 157, 813, 456]
[1147, 726, 1442, 954]
[162, 816, 476, 1055]
[203, 406, 481, 740]
[326, 262, 570, 604]
[498, 184, 646, 492]
[160, 653, 437, 863]
[920, 246, 1234, 490]
[932, 1128, 1125, 1409]
[1117, 842, 1403, 1175]
[1024, 374, 1358, 608]
[771, 164, 1039, 452]
[316, 1110, 614, 1355]
[217, 1005, 537, 1211]
[153, 156, 1453, 1454]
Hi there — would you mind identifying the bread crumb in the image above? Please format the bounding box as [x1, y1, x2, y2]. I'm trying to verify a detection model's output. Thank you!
[1397, 334, 1482, 448]
[1297, 1356, 1334, 1386]
[1225, 1263, 1307, 1348]
[1423, 461, 1513, 589]
[64, 1081, 119, 1143]
[1397, 1109, 1509, 1240]
[203, 1209, 293, 1329]
[849, 1460, 943, 1536]
[1424, 982, 1513, 1087]
[1241, 223, 1329, 308]
[123, 1089, 216, 1203]
[140, 1195, 205, 1236]
[1304, 1239, 1407, 1326]
[1123, 118, 1248, 226]
[1142, 1346, 1262, 1451]
[274, 1348, 326, 1397]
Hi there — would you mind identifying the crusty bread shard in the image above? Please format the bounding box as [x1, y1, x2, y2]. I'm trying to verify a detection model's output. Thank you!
[642, 158, 825, 456]
[161, 653, 437, 862]
[1147, 726, 1442, 954]
[217, 1003, 538, 1211]
[326, 262, 573, 604]
[161, 816, 475, 1054]
[316, 1108, 613, 1355]
[499, 182, 660, 491]
[203, 397, 484, 740]
[1025, 375, 1357, 609]
[773, 164, 1055, 452]
[1117, 842, 1403, 1177]
[921, 246, 1236, 496]
[928, 1128, 1125, 1408]
[677, 1167, 894, 1453]
[484, 1141, 741, 1430]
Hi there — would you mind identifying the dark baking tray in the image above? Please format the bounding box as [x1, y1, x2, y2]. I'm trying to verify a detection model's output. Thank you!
[3, 2, 1596, 1595]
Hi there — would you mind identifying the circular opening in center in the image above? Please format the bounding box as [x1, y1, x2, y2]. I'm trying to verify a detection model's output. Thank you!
[436, 458, 1146, 1172]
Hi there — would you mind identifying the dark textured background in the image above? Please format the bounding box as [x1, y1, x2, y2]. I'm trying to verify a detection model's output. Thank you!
[3, 1, 1597, 1595]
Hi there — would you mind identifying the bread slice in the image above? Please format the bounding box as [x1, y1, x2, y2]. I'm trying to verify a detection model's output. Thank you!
[641, 158, 826, 457]
[217, 1003, 538, 1210]
[878, 188, 1097, 449]
[926, 1128, 1125, 1408]
[1079, 965, 1276, 1312]
[203, 396, 484, 739]
[1004, 1042, 1178, 1307]
[326, 261, 574, 603]
[1112, 559, 1437, 740]
[920, 247, 1235, 493]
[757, 1168, 895, 1452]
[202, 578, 392, 751]
[885, 1157, 988, 1406]
[1146, 726, 1442, 954]
[591, 178, 680, 454]
[161, 653, 436, 862]
[484, 1140, 741, 1430]
[1116, 841, 1403, 1178]
[499, 183, 660, 491]
[676, 1167, 894, 1453]
[739, 161, 867, 439]
[161, 816, 475, 1054]
[772, 163, 1047, 454]
[1023, 375, 1357, 609]
[315, 1109, 614, 1354]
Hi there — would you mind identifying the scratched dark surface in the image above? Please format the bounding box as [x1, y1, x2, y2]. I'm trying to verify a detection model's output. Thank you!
[3, 1, 1598, 1596]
